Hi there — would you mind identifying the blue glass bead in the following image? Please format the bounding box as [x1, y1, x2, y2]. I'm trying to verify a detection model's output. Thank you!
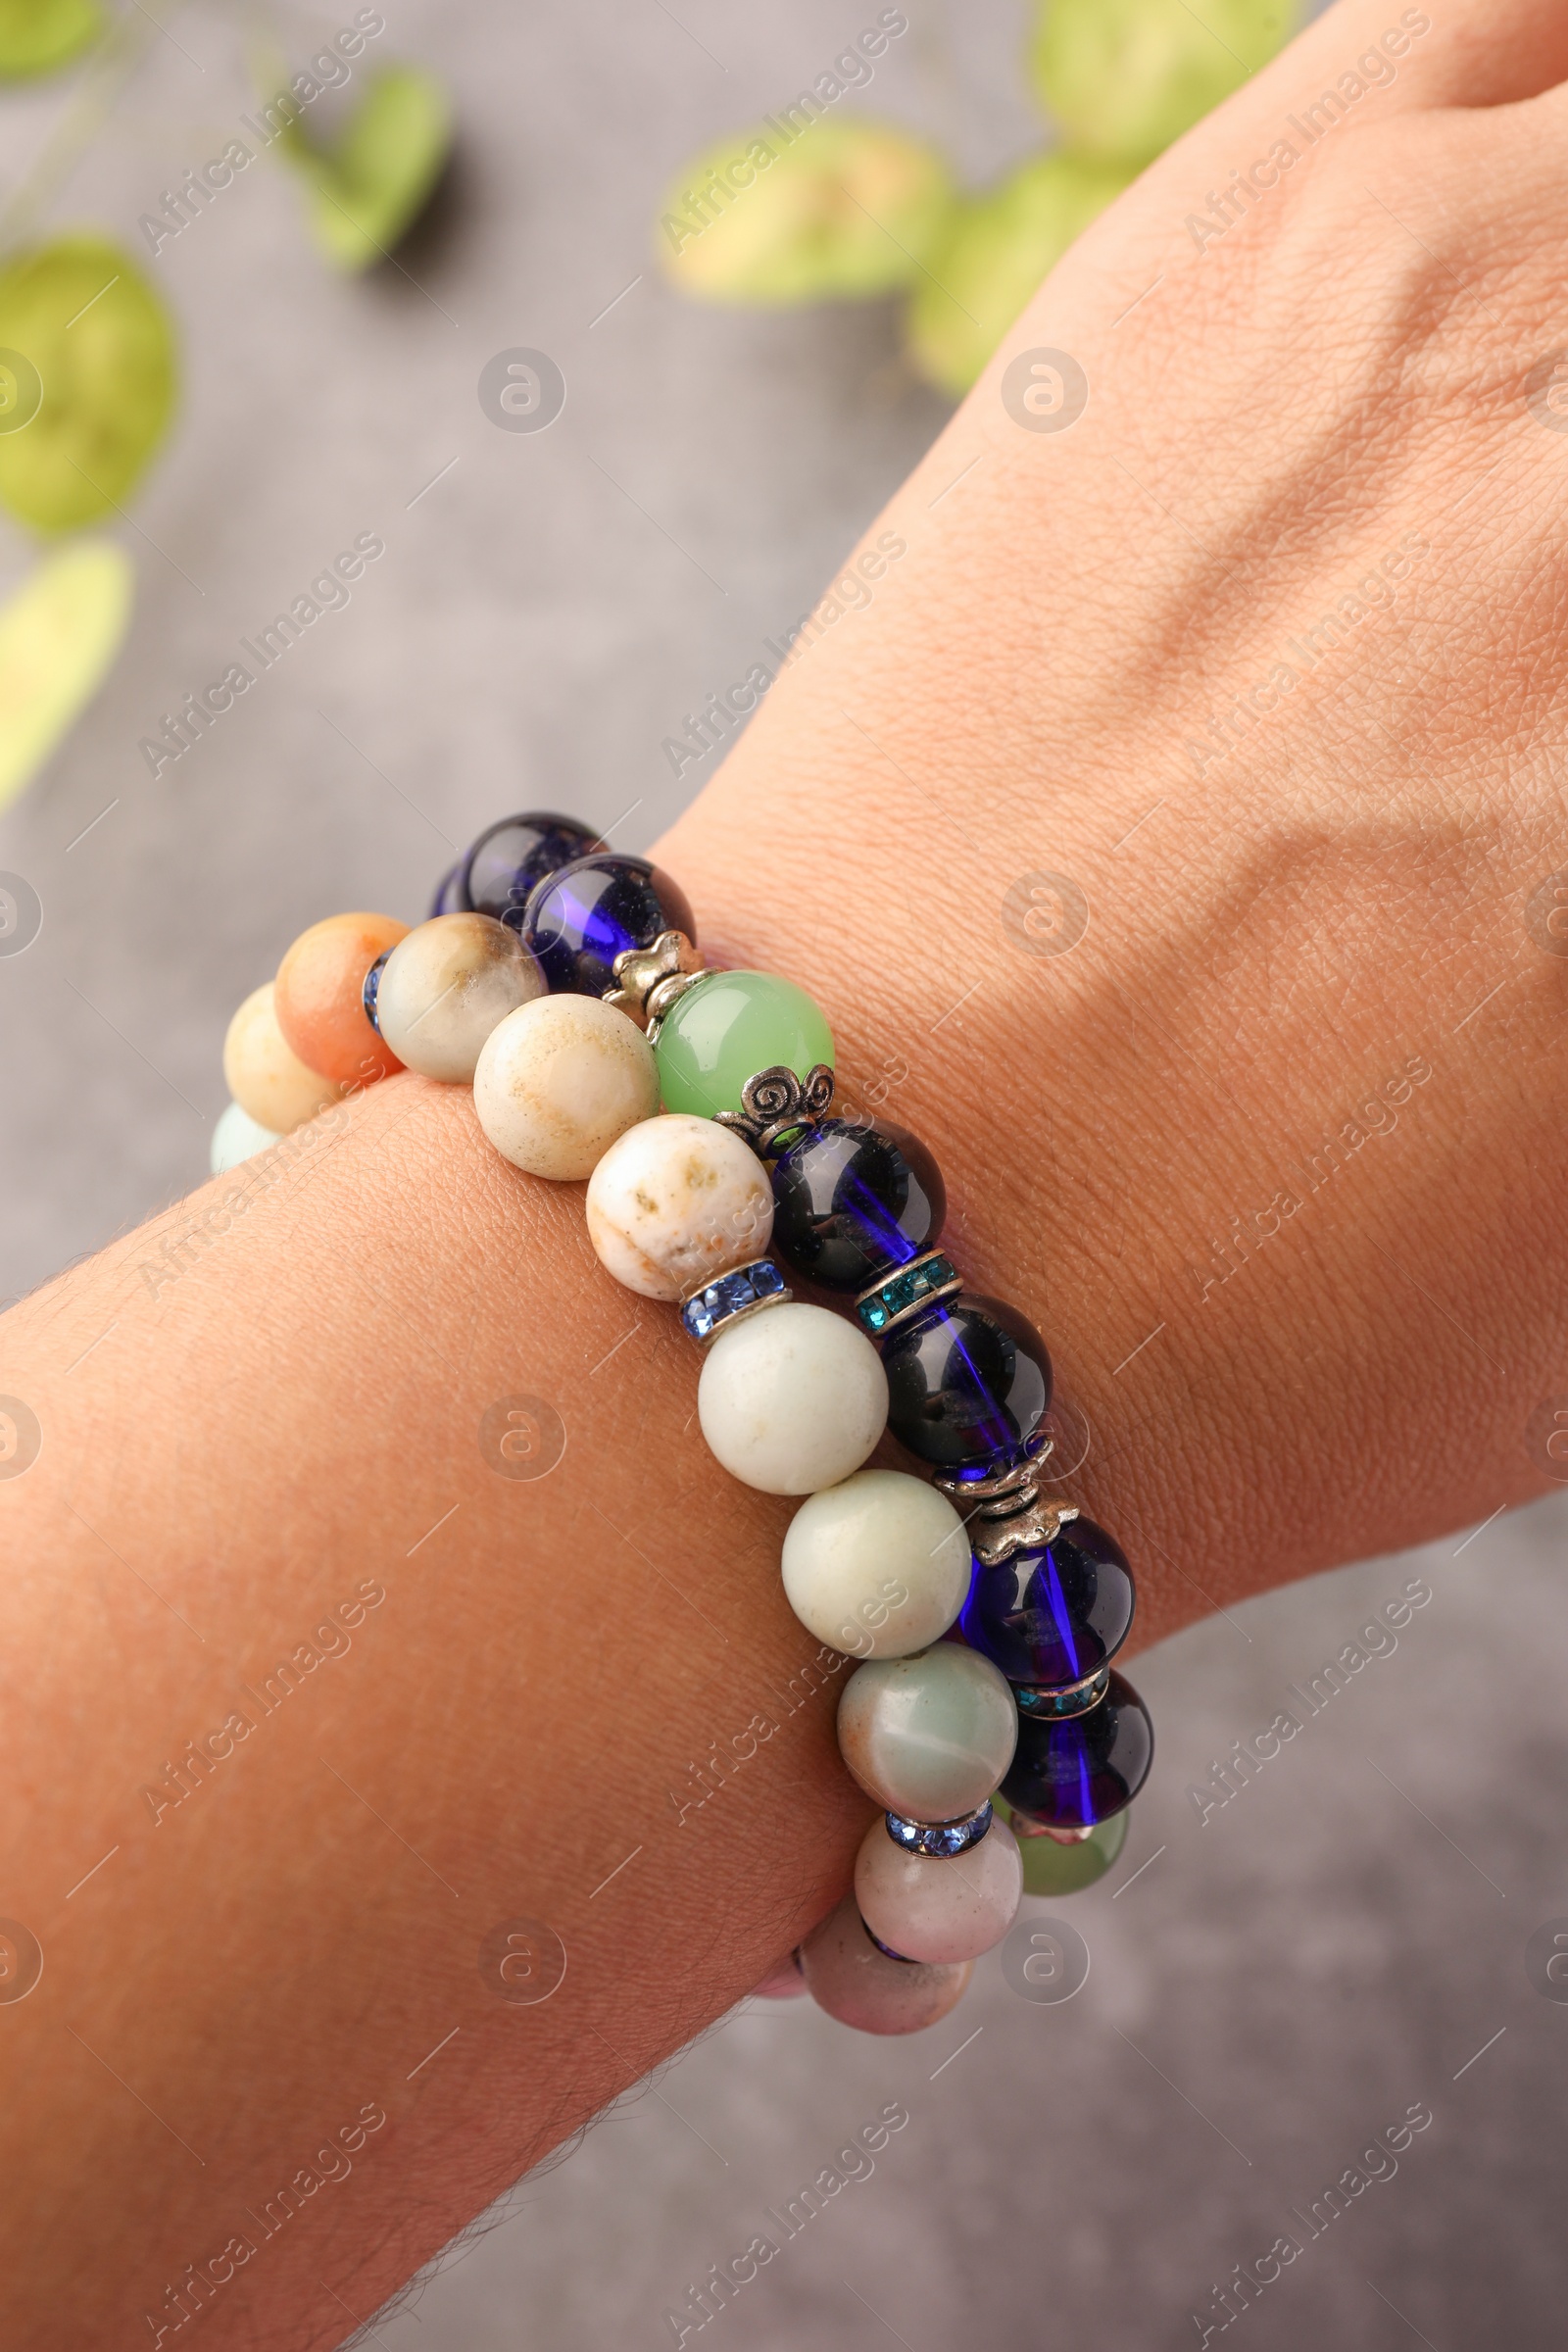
[882, 1292, 1052, 1473]
[679, 1257, 788, 1342]
[959, 1516, 1135, 1689]
[885, 1801, 992, 1856]
[522, 853, 696, 997]
[430, 863, 466, 918]
[769, 1117, 946, 1292]
[362, 949, 391, 1035]
[461, 811, 607, 929]
[999, 1669, 1152, 1833]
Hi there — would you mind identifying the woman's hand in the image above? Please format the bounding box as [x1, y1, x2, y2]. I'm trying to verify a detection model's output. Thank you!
[666, 0, 1568, 1633]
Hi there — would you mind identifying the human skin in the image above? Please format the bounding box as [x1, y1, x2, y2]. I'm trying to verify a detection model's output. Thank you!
[5, 0, 1568, 2341]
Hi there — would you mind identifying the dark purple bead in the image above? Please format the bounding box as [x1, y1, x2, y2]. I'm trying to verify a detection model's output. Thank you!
[430, 862, 466, 917]
[882, 1292, 1052, 1473]
[1000, 1669, 1152, 1832]
[769, 1117, 945, 1291]
[460, 811, 607, 928]
[522, 853, 696, 997]
[960, 1516, 1135, 1689]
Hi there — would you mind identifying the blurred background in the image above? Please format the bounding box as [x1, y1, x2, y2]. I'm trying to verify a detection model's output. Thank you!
[2, 2, 1564, 2346]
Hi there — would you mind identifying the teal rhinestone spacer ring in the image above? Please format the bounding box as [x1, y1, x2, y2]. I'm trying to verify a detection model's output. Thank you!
[855, 1249, 962, 1337]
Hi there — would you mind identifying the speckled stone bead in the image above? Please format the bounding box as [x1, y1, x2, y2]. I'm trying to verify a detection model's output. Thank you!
[472, 996, 660, 1180]
[222, 984, 342, 1134]
[585, 1113, 774, 1301]
[522, 854, 695, 996]
[1000, 1669, 1153, 1833]
[882, 1292, 1053, 1474]
[960, 1514, 1135, 1688]
[837, 1644, 1017, 1818]
[655, 970, 834, 1121]
[769, 1117, 945, 1290]
[210, 1099, 279, 1174]
[781, 1468, 970, 1658]
[854, 1811, 1023, 1965]
[697, 1301, 886, 1495]
[374, 912, 545, 1083]
[462, 811, 607, 928]
[274, 911, 410, 1086]
[799, 1895, 972, 2034]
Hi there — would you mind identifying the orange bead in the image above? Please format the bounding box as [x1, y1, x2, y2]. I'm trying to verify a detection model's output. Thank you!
[274, 911, 410, 1085]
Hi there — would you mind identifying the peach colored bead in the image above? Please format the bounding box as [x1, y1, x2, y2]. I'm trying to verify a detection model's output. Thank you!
[221, 984, 341, 1134]
[799, 1895, 972, 2034]
[274, 910, 409, 1085]
[854, 1812, 1022, 1965]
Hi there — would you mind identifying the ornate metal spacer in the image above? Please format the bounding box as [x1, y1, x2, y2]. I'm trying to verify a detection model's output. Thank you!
[1013, 1665, 1109, 1720]
[966, 1496, 1081, 1568]
[714, 1062, 834, 1156]
[604, 929, 707, 1036]
[855, 1250, 963, 1338]
[934, 1447, 1054, 1517]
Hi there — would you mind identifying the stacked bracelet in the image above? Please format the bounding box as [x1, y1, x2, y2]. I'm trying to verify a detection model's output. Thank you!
[213, 810, 1152, 2038]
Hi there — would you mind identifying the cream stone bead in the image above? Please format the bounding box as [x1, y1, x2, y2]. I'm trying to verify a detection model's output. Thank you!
[375, 912, 544, 1083]
[585, 1113, 773, 1301]
[472, 995, 660, 1181]
[210, 1099, 279, 1175]
[799, 1895, 972, 2034]
[780, 1468, 970, 1658]
[854, 1812, 1022, 1965]
[837, 1645, 1017, 1819]
[697, 1301, 887, 1495]
[222, 983, 341, 1134]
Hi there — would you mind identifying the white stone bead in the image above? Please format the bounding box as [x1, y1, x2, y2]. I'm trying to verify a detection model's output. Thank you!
[854, 1812, 1022, 1965]
[837, 1645, 1017, 1819]
[585, 1113, 773, 1301]
[780, 1468, 970, 1658]
[375, 912, 544, 1083]
[751, 1951, 808, 2000]
[222, 983, 341, 1134]
[210, 1099, 279, 1175]
[697, 1301, 886, 1495]
[799, 1894, 972, 2034]
[472, 995, 660, 1181]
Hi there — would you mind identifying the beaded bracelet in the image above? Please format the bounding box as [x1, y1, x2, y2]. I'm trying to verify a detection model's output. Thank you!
[213, 811, 1152, 2037]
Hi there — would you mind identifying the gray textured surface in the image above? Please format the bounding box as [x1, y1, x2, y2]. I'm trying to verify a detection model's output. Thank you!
[1, 2, 1561, 2346]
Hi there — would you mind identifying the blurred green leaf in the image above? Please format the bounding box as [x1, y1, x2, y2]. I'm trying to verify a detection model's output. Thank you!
[660, 118, 955, 305]
[277, 66, 452, 270]
[906, 152, 1134, 397]
[0, 236, 176, 535]
[1030, 0, 1298, 164]
[0, 539, 132, 809]
[0, 0, 102, 79]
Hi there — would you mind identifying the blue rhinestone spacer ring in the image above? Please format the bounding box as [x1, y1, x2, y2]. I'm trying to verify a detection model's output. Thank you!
[884, 1800, 993, 1857]
[855, 1249, 962, 1337]
[680, 1257, 792, 1344]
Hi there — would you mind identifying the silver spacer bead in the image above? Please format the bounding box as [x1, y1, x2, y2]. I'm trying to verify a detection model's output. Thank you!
[854, 1249, 963, 1338]
[966, 1497, 1081, 1567]
[1007, 1815, 1099, 1846]
[884, 1800, 993, 1857]
[604, 929, 708, 1037]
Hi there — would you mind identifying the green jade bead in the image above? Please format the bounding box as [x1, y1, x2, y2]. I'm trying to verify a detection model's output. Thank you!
[994, 1796, 1130, 1897]
[655, 970, 835, 1120]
